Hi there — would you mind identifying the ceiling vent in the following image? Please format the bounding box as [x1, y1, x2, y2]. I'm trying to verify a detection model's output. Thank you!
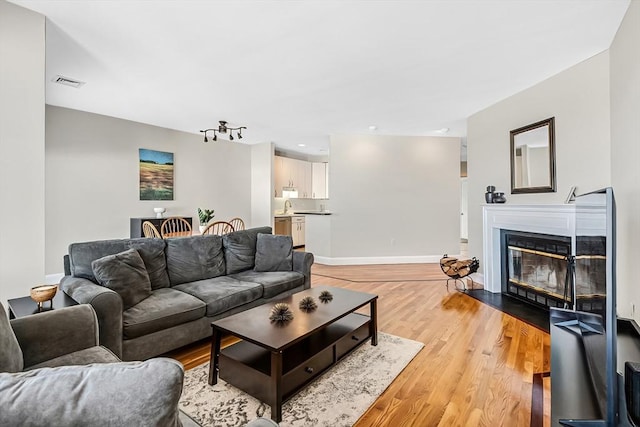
[52, 75, 85, 88]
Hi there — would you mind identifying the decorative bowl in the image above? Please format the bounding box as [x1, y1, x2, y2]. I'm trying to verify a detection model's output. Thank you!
[30, 284, 58, 309]
[153, 207, 166, 219]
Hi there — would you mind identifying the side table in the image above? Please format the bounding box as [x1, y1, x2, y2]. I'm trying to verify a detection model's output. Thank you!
[7, 290, 78, 319]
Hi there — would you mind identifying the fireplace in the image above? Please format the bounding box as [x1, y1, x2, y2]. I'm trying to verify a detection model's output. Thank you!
[574, 235, 606, 315]
[496, 228, 606, 316]
[502, 230, 572, 310]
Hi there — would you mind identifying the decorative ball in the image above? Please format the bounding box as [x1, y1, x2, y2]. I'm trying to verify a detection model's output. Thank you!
[269, 303, 294, 323]
[319, 290, 333, 303]
[299, 296, 317, 312]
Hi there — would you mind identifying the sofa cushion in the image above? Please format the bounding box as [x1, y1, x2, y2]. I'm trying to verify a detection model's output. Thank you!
[69, 239, 130, 282]
[166, 235, 225, 286]
[230, 270, 305, 299]
[92, 249, 152, 310]
[127, 239, 170, 290]
[254, 234, 293, 272]
[123, 288, 206, 339]
[0, 359, 184, 427]
[223, 226, 273, 274]
[173, 277, 263, 317]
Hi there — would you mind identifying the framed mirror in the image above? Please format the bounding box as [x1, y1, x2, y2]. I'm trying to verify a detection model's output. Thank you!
[510, 117, 556, 194]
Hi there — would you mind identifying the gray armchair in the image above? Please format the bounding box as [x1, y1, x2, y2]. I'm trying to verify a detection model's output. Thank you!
[0, 302, 184, 426]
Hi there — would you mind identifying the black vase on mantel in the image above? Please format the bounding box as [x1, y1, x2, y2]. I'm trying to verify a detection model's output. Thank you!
[493, 192, 506, 203]
[485, 185, 495, 204]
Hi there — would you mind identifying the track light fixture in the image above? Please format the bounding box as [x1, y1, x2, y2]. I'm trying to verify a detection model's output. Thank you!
[200, 120, 247, 143]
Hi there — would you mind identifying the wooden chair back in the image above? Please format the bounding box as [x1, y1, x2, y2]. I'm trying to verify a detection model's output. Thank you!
[201, 221, 235, 236]
[142, 221, 161, 238]
[229, 217, 245, 231]
[160, 217, 192, 238]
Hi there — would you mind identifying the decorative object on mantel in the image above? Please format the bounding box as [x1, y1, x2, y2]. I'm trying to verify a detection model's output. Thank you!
[30, 284, 58, 310]
[153, 207, 166, 219]
[269, 303, 294, 323]
[139, 148, 174, 201]
[492, 192, 506, 203]
[439, 255, 480, 291]
[299, 296, 318, 312]
[319, 290, 333, 303]
[485, 185, 496, 203]
[197, 208, 215, 233]
[200, 120, 247, 142]
[565, 186, 577, 204]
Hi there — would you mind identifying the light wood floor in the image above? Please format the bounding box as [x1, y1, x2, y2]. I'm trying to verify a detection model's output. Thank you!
[170, 263, 551, 427]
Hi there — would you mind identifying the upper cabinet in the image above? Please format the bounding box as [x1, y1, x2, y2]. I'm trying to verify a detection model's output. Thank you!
[274, 156, 328, 199]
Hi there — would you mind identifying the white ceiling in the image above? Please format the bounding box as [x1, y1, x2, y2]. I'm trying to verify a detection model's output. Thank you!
[10, 0, 630, 157]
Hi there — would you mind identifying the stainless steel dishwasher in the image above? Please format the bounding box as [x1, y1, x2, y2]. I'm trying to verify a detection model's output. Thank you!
[274, 217, 292, 236]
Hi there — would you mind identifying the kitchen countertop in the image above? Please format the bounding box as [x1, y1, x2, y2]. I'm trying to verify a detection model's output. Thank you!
[274, 211, 332, 217]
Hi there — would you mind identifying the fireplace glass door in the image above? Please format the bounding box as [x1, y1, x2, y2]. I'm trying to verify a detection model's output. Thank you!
[504, 231, 572, 310]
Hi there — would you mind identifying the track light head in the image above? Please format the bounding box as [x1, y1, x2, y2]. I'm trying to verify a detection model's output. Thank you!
[200, 121, 246, 142]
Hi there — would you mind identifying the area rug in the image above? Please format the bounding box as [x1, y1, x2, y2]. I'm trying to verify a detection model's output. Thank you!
[179, 332, 423, 427]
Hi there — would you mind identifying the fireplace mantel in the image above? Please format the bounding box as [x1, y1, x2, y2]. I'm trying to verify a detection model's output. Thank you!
[482, 204, 576, 293]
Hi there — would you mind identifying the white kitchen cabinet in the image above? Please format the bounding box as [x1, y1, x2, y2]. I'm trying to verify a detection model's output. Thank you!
[312, 162, 328, 199]
[296, 160, 312, 198]
[292, 216, 305, 247]
[274, 156, 287, 197]
[274, 155, 312, 198]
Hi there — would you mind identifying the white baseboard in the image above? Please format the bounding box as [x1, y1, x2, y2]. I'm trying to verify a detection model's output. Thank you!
[46, 273, 65, 284]
[470, 272, 484, 286]
[314, 254, 461, 266]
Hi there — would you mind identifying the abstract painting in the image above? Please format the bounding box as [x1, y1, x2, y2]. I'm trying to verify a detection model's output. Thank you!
[139, 148, 174, 200]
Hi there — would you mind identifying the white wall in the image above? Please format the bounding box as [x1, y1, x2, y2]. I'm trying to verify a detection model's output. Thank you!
[467, 52, 611, 277]
[251, 142, 275, 228]
[45, 106, 253, 274]
[326, 134, 460, 262]
[0, 1, 45, 305]
[610, 1, 640, 321]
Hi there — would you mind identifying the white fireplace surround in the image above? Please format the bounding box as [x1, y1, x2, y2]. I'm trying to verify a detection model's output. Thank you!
[482, 204, 577, 293]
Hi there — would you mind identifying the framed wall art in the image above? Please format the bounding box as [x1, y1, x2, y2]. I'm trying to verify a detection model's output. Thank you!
[139, 148, 174, 200]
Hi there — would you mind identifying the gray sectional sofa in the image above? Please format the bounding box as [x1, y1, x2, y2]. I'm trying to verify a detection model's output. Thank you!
[60, 226, 314, 361]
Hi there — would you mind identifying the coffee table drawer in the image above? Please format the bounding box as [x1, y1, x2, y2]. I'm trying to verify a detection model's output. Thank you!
[336, 321, 371, 359]
[283, 346, 333, 397]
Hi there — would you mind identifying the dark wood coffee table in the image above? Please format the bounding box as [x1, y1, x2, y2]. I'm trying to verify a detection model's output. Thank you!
[208, 286, 378, 422]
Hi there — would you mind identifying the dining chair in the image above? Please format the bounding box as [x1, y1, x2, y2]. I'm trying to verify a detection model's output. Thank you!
[201, 221, 234, 236]
[229, 217, 245, 231]
[142, 221, 162, 238]
[160, 217, 192, 238]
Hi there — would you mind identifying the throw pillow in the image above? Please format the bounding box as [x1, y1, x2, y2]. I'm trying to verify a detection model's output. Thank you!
[91, 248, 152, 309]
[222, 227, 272, 274]
[254, 233, 293, 272]
[165, 235, 225, 286]
[127, 238, 170, 289]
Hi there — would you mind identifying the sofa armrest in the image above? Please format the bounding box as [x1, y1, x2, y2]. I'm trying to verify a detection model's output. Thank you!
[11, 304, 100, 369]
[0, 358, 184, 427]
[60, 275, 124, 358]
[293, 251, 314, 289]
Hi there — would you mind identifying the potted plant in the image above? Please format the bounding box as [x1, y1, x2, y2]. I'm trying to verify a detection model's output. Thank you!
[197, 208, 215, 233]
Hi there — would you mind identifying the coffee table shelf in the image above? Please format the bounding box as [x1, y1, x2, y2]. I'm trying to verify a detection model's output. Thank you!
[219, 312, 371, 404]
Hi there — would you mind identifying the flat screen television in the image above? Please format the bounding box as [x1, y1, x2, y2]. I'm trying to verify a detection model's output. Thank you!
[550, 187, 632, 426]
